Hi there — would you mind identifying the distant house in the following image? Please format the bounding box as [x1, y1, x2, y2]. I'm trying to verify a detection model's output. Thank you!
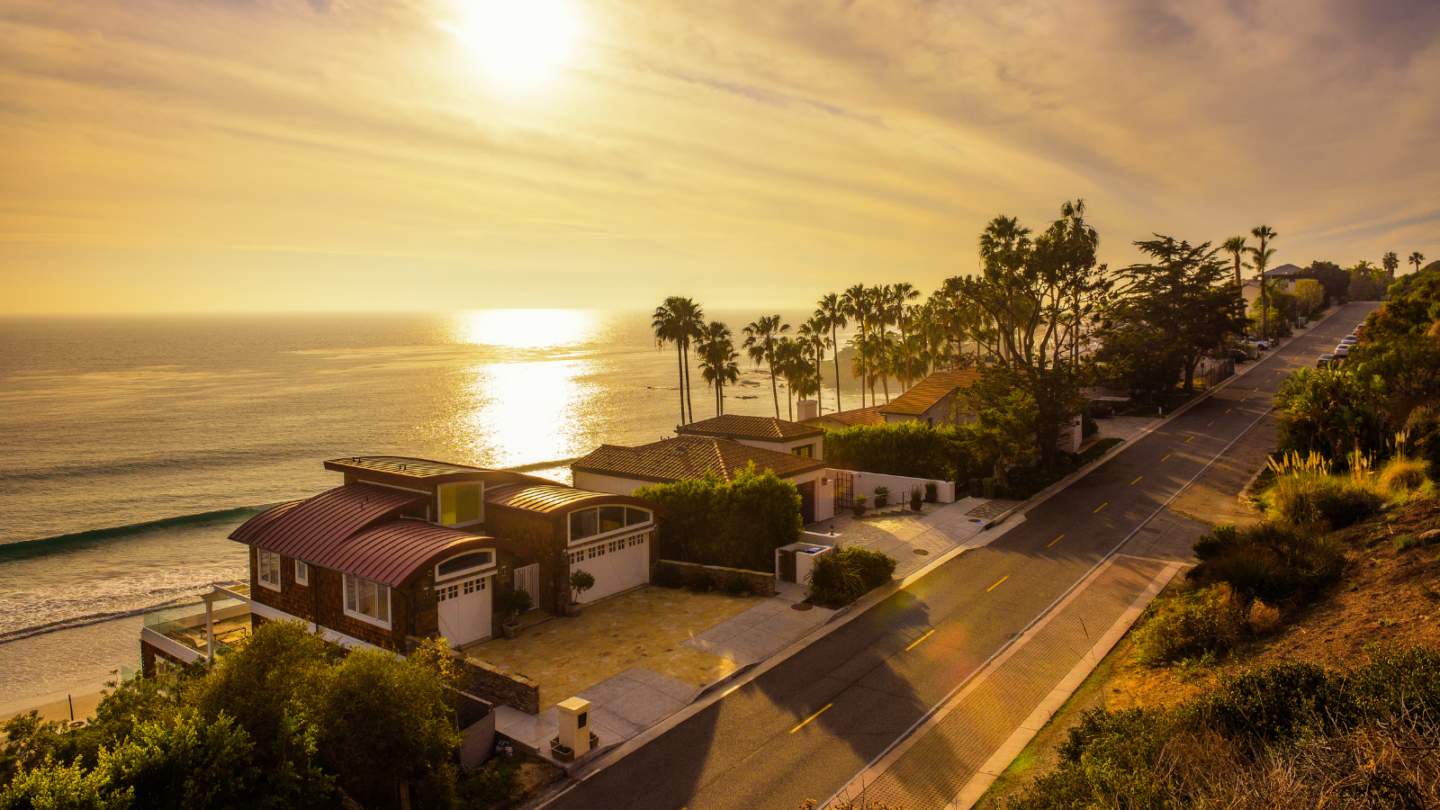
[674, 414, 825, 459]
[877, 369, 983, 427]
[226, 456, 664, 653]
[571, 434, 835, 522]
[803, 404, 887, 432]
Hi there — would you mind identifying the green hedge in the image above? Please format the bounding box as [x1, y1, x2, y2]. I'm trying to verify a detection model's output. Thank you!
[636, 463, 803, 572]
[824, 422, 993, 481]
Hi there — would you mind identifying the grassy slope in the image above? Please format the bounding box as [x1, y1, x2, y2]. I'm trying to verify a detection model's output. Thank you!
[977, 493, 1440, 808]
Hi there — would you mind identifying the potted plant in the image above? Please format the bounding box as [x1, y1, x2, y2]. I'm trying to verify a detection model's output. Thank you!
[925, 481, 938, 503]
[565, 570, 595, 617]
[910, 486, 923, 511]
[874, 486, 890, 509]
[853, 494, 867, 517]
[498, 589, 532, 639]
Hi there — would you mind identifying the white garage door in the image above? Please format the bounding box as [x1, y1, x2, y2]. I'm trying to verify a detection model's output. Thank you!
[437, 574, 492, 647]
[571, 531, 649, 604]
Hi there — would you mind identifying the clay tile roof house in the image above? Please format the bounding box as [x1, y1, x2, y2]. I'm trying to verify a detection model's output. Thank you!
[802, 404, 888, 432]
[878, 369, 983, 427]
[228, 456, 665, 653]
[675, 414, 824, 458]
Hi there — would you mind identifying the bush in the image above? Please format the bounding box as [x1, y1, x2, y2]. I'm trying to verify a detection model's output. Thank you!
[720, 571, 752, 596]
[806, 546, 896, 607]
[1189, 521, 1343, 603]
[924, 481, 938, 503]
[1192, 662, 1359, 744]
[683, 567, 712, 593]
[1192, 524, 1238, 561]
[1247, 599, 1282, 634]
[1311, 484, 1383, 528]
[496, 589, 532, 620]
[652, 563, 684, 588]
[1379, 456, 1428, 495]
[569, 570, 595, 603]
[823, 422, 960, 480]
[637, 463, 802, 572]
[1133, 584, 1247, 664]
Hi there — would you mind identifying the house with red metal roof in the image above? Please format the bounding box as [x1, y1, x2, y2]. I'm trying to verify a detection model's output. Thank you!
[225, 456, 664, 654]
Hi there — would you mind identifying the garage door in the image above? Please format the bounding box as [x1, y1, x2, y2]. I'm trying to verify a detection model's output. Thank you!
[572, 532, 649, 604]
[437, 574, 492, 647]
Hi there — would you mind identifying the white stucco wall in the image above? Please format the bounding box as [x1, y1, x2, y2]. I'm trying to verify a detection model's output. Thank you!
[571, 470, 652, 496]
[845, 470, 956, 505]
[731, 436, 824, 461]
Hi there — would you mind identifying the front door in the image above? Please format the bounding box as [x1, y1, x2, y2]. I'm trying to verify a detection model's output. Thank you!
[798, 480, 816, 524]
[514, 564, 540, 611]
[437, 575, 491, 647]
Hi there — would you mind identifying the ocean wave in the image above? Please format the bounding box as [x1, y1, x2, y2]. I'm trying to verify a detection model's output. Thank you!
[0, 506, 272, 559]
[0, 570, 248, 643]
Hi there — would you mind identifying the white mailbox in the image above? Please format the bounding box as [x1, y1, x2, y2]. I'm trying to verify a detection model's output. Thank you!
[558, 697, 592, 757]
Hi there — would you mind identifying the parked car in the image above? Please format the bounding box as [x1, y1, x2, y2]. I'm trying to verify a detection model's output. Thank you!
[1334, 345, 1350, 358]
[1317, 354, 1334, 368]
[1247, 339, 1271, 350]
[1341, 336, 1358, 345]
[1227, 348, 1251, 363]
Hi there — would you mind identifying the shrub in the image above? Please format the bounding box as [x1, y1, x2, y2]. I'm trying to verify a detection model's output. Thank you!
[1394, 534, 1419, 551]
[569, 570, 595, 603]
[496, 588, 532, 620]
[1247, 599, 1282, 634]
[823, 422, 960, 480]
[1311, 484, 1383, 528]
[924, 481, 938, 503]
[1379, 456, 1428, 495]
[1192, 662, 1359, 744]
[721, 570, 752, 596]
[807, 547, 896, 607]
[1192, 524, 1238, 561]
[683, 567, 712, 593]
[652, 563, 684, 588]
[909, 487, 922, 510]
[1133, 585, 1247, 665]
[836, 546, 896, 590]
[1189, 521, 1343, 603]
[637, 463, 802, 572]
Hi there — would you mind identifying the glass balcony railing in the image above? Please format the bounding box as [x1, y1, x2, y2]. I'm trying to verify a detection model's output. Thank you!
[143, 597, 251, 656]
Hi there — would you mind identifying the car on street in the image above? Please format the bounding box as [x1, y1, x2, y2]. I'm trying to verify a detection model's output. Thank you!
[1341, 336, 1358, 345]
[1334, 345, 1350, 358]
[1317, 354, 1334, 368]
[1228, 348, 1251, 363]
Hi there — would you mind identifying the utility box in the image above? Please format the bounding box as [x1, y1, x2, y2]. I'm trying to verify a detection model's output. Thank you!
[557, 697, 592, 758]
[775, 542, 833, 585]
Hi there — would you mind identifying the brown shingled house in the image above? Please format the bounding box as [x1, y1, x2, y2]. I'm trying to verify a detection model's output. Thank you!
[229, 456, 664, 653]
[571, 433, 836, 522]
[878, 369, 982, 427]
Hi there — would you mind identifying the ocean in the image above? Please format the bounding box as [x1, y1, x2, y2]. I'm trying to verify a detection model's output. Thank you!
[0, 309, 865, 704]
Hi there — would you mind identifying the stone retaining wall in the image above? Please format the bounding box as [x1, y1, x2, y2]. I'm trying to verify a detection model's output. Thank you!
[406, 636, 541, 715]
[654, 560, 776, 597]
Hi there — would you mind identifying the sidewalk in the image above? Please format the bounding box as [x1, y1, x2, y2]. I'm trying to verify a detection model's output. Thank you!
[832, 555, 1182, 810]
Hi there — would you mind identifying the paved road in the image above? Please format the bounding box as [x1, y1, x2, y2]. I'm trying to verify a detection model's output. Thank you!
[546, 305, 1376, 810]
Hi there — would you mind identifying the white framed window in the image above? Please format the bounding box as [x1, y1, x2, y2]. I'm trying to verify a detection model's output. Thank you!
[343, 574, 391, 629]
[568, 506, 652, 545]
[438, 483, 484, 527]
[258, 550, 282, 591]
[295, 560, 309, 586]
[434, 550, 494, 583]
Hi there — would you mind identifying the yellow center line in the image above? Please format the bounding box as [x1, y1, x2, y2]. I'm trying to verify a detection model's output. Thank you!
[1048, 534, 1065, 547]
[905, 629, 935, 651]
[790, 704, 833, 733]
[1161, 454, 1171, 462]
[1094, 502, 1108, 513]
[1225, 408, 1232, 413]
[1131, 476, 1142, 485]
[987, 575, 1010, 592]
[1240, 397, 1246, 402]
[1207, 421, 1214, 427]
[1186, 436, 1194, 443]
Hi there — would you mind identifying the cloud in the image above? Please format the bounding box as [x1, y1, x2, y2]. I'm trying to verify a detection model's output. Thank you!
[0, 0, 1436, 313]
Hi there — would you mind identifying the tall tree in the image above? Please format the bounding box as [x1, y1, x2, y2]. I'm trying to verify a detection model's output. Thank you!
[1221, 235, 1250, 323]
[697, 321, 739, 417]
[652, 298, 690, 424]
[890, 282, 921, 389]
[947, 201, 1110, 468]
[675, 298, 704, 424]
[840, 285, 870, 406]
[1110, 236, 1243, 393]
[742, 315, 789, 418]
[1383, 251, 1400, 287]
[797, 316, 829, 415]
[815, 293, 848, 413]
[1249, 225, 1278, 341]
[775, 337, 812, 419]
[1412, 251, 1428, 276]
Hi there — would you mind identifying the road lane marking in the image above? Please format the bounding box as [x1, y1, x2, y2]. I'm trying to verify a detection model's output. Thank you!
[1240, 397, 1247, 402]
[1161, 454, 1171, 462]
[1094, 502, 1108, 513]
[791, 704, 833, 733]
[1048, 534, 1064, 548]
[1186, 436, 1194, 443]
[1207, 421, 1214, 427]
[987, 575, 1009, 592]
[1130, 476, 1142, 485]
[906, 630, 935, 651]
[1225, 409, 1232, 413]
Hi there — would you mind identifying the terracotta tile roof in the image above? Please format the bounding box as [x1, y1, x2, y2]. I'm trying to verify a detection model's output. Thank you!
[676, 414, 822, 442]
[485, 483, 667, 516]
[879, 370, 982, 417]
[806, 405, 887, 428]
[571, 436, 825, 484]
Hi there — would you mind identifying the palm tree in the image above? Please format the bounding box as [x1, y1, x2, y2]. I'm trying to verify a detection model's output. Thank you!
[1221, 236, 1250, 327]
[1412, 252, 1427, 276]
[1249, 225, 1278, 341]
[652, 299, 688, 424]
[840, 285, 869, 407]
[1383, 251, 1399, 287]
[797, 316, 829, 415]
[815, 293, 847, 413]
[674, 298, 704, 424]
[743, 315, 790, 418]
[889, 283, 921, 389]
[696, 321, 739, 417]
[850, 334, 882, 406]
[774, 338, 808, 420]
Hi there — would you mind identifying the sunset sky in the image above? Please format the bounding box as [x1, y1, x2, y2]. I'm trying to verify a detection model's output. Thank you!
[2, 0, 1437, 314]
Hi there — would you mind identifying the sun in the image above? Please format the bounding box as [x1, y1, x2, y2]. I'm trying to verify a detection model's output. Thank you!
[449, 0, 581, 88]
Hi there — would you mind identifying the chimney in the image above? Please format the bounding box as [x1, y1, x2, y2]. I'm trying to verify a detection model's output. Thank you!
[797, 400, 819, 422]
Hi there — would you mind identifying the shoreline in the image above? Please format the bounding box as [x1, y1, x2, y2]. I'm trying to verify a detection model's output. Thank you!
[0, 681, 110, 726]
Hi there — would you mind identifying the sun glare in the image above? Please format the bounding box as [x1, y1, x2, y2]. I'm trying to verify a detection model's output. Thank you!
[449, 0, 580, 88]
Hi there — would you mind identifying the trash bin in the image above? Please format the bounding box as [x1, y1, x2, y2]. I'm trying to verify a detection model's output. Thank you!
[968, 477, 982, 498]
[982, 477, 995, 499]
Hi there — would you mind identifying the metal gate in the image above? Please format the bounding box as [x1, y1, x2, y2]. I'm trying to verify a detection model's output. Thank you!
[832, 470, 853, 511]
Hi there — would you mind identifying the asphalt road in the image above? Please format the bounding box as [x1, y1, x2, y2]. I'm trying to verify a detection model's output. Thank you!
[545, 303, 1377, 810]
